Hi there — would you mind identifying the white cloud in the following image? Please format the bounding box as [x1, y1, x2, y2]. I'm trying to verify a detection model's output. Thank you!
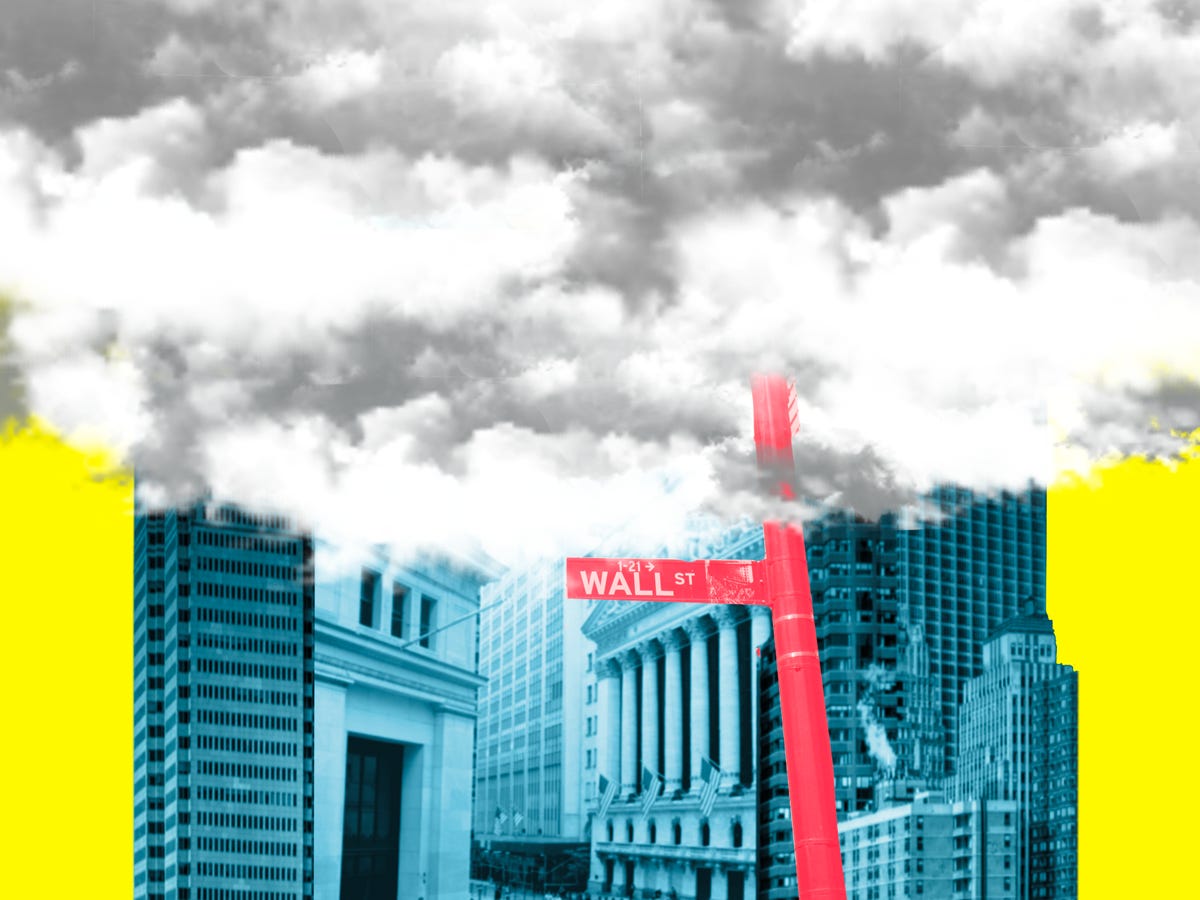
[200, 413, 723, 566]
[0, 123, 582, 364]
[662, 180, 1200, 492]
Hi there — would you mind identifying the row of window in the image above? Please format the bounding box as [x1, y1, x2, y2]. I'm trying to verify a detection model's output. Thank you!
[194, 658, 299, 682]
[192, 734, 298, 758]
[194, 606, 299, 632]
[194, 530, 300, 556]
[602, 817, 742, 848]
[191, 861, 297, 881]
[194, 633, 298, 657]
[359, 569, 437, 649]
[193, 684, 300, 707]
[194, 710, 298, 732]
[195, 761, 298, 783]
[193, 837, 299, 857]
[196, 581, 300, 609]
[190, 811, 299, 832]
[191, 786, 298, 808]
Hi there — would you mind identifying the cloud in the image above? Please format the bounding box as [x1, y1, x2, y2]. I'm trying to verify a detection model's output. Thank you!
[1, 0, 1198, 565]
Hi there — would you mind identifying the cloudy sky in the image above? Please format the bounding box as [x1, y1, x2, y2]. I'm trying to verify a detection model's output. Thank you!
[2, 0, 1198, 564]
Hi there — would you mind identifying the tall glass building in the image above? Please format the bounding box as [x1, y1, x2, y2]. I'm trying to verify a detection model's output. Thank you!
[133, 503, 314, 900]
[803, 485, 1046, 816]
[954, 608, 1078, 900]
[757, 486, 1053, 897]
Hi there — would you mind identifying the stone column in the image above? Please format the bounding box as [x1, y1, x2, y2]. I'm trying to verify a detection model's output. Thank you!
[748, 605, 772, 786]
[662, 629, 684, 794]
[640, 640, 661, 785]
[685, 617, 710, 793]
[597, 657, 622, 785]
[620, 649, 639, 797]
[713, 606, 741, 788]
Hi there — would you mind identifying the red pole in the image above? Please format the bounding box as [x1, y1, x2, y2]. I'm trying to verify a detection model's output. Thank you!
[753, 375, 846, 900]
[764, 522, 846, 900]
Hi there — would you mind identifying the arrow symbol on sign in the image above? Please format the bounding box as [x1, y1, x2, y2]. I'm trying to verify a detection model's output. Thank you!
[645, 562, 654, 571]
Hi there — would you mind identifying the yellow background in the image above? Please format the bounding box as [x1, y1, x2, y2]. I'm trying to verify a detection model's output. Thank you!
[1, 418, 1194, 897]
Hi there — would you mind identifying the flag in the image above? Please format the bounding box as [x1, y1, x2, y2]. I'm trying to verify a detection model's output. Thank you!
[698, 756, 723, 818]
[597, 773, 618, 821]
[640, 766, 662, 821]
[493, 806, 505, 835]
[512, 807, 524, 830]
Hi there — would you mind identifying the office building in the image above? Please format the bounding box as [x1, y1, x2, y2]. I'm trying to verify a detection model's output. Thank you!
[312, 539, 502, 900]
[583, 522, 768, 900]
[133, 503, 315, 900]
[837, 792, 1019, 899]
[134, 501, 500, 900]
[954, 607, 1078, 900]
[802, 486, 1046, 817]
[471, 555, 593, 890]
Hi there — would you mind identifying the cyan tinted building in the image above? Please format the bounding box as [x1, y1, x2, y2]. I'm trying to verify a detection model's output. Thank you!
[133, 503, 314, 900]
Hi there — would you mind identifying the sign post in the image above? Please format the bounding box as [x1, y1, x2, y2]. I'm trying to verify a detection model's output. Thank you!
[564, 375, 846, 900]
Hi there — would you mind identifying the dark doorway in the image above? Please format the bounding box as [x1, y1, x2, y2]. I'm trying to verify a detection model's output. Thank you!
[624, 861, 636, 898]
[604, 859, 614, 892]
[340, 736, 404, 900]
[728, 870, 745, 900]
[696, 867, 712, 900]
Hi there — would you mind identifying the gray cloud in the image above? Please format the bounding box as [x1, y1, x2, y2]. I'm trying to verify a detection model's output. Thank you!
[2, 0, 1198, 561]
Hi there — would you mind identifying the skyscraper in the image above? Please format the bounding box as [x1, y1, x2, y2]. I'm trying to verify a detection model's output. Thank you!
[954, 607, 1078, 900]
[133, 503, 314, 900]
[803, 486, 1046, 816]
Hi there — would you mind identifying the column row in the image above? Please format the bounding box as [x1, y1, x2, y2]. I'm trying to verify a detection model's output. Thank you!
[598, 606, 772, 797]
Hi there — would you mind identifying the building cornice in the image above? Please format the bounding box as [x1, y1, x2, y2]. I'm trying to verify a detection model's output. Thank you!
[315, 618, 485, 696]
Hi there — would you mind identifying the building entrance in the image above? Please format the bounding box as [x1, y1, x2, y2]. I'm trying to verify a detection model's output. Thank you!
[728, 870, 745, 900]
[340, 736, 404, 900]
[696, 867, 712, 900]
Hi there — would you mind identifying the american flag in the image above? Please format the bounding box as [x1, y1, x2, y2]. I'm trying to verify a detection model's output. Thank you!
[698, 756, 723, 818]
[639, 766, 662, 821]
[597, 773, 618, 821]
[512, 807, 524, 830]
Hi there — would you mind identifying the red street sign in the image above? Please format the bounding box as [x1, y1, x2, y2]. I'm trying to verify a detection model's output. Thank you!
[565, 557, 768, 605]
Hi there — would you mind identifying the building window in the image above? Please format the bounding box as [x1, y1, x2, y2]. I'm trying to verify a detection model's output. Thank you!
[626, 821, 634, 842]
[733, 821, 743, 848]
[419, 595, 436, 648]
[360, 569, 380, 627]
[673, 820, 682, 845]
[649, 821, 657, 844]
[606, 821, 614, 842]
[391, 584, 407, 638]
[701, 821, 710, 847]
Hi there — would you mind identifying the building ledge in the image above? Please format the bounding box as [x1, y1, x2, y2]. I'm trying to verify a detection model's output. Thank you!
[595, 842, 755, 870]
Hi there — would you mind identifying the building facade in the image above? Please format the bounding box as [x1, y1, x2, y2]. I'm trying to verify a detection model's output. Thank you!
[312, 540, 501, 900]
[954, 608, 1078, 900]
[135, 501, 499, 900]
[134, 504, 315, 900]
[801, 486, 1046, 817]
[837, 792, 1020, 900]
[473, 555, 592, 844]
[583, 523, 768, 900]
